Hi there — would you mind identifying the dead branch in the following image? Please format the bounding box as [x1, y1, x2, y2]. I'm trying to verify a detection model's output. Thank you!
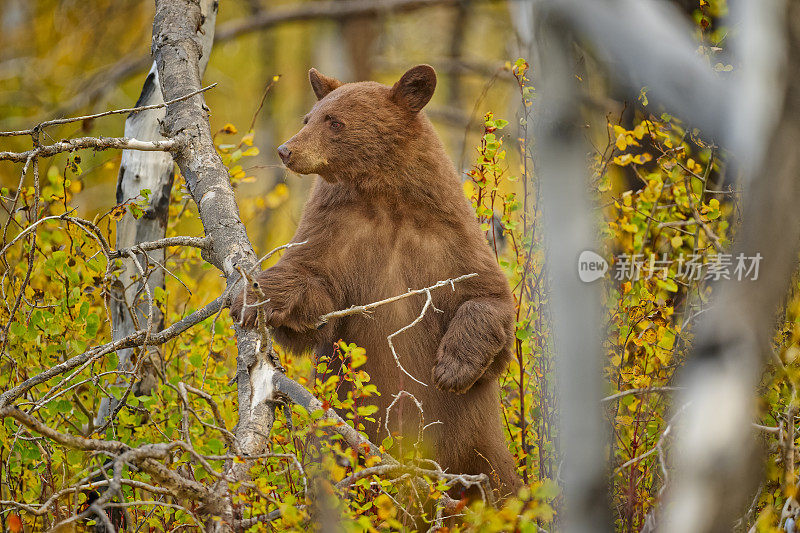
[317, 273, 477, 388]
[335, 463, 489, 493]
[317, 272, 477, 326]
[0, 136, 178, 162]
[387, 287, 437, 387]
[600, 386, 683, 403]
[108, 235, 212, 258]
[0, 83, 216, 138]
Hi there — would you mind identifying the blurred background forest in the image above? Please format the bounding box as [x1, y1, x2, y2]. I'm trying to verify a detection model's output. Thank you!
[0, 0, 524, 250]
[6, 1, 800, 532]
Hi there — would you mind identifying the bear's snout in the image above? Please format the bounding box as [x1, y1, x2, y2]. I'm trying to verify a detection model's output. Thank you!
[277, 144, 291, 165]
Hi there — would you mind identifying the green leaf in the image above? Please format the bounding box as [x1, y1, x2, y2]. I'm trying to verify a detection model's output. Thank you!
[189, 353, 203, 368]
[85, 313, 100, 337]
[656, 278, 679, 292]
[206, 438, 224, 455]
[106, 351, 119, 372]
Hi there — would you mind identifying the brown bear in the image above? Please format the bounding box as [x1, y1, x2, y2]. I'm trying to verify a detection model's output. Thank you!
[231, 64, 521, 499]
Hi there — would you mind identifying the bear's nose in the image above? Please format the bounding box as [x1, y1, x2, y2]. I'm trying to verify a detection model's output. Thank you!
[277, 144, 291, 165]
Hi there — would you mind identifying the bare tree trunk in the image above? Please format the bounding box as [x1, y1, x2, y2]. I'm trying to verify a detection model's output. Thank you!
[659, 2, 800, 531]
[150, 0, 275, 527]
[339, 0, 376, 81]
[530, 10, 612, 532]
[95, 0, 218, 429]
[447, 0, 469, 106]
[528, 1, 792, 531]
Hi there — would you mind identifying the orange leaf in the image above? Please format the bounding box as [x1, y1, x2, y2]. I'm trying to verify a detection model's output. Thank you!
[8, 515, 23, 533]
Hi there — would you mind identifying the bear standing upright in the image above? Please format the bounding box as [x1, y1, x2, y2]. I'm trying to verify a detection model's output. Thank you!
[231, 65, 521, 497]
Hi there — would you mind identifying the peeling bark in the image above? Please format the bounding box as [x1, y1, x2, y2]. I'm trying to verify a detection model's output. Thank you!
[97, 0, 218, 428]
[150, 0, 274, 527]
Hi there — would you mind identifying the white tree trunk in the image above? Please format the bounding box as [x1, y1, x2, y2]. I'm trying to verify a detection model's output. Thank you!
[96, 0, 218, 428]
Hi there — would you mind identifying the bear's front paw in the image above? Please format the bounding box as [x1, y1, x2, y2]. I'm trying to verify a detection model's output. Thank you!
[431, 356, 483, 394]
[230, 273, 294, 329]
[431, 342, 487, 394]
[231, 292, 308, 331]
[230, 286, 272, 328]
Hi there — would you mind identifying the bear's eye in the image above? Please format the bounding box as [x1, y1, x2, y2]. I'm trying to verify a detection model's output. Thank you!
[329, 120, 344, 132]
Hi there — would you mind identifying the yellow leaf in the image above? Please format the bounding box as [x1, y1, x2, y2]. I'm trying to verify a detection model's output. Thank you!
[375, 494, 396, 520]
[656, 348, 672, 366]
[614, 154, 633, 166]
[622, 191, 633, 206]
[243, 147, 259, 157]
[463, 180, 475, 198]
[109, 205, 127, 221]
[671, 235, 683, 248]
[617, 415, 634, 426]
[629, 306, 646, 321]
[330, 463, 346, 481]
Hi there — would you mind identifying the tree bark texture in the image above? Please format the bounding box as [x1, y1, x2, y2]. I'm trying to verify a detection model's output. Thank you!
[96, 0, 218, 428]
[151, 0, 276, 527]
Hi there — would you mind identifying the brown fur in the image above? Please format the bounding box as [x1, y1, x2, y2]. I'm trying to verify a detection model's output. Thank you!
[231, 65, 522, 497]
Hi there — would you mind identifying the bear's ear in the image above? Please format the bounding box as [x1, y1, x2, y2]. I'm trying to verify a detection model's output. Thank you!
[391, 65, 437, 113]
[309, 68, 342, 100]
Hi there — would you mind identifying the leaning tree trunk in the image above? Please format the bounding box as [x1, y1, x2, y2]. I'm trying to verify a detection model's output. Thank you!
[95, 0, 218, 428]
[528, 0, 792, 531]
[659, 2, 800, 531]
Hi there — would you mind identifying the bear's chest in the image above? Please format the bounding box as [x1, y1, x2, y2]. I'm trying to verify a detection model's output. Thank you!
[334, 206, 448, 275]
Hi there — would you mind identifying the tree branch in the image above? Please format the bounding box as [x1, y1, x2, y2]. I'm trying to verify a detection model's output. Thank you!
[0, 136, 178, 162]
[216, 0, 490, 42]
[0, 84, 217, 138]
[316, 272, 477, 326]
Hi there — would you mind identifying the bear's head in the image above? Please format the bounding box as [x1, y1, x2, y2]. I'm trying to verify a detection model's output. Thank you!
[276, 65, 437, 184]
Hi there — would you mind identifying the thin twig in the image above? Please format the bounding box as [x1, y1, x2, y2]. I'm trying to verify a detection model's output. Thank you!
[0, 84, 217, 137]
[316, 272, 477, 326]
